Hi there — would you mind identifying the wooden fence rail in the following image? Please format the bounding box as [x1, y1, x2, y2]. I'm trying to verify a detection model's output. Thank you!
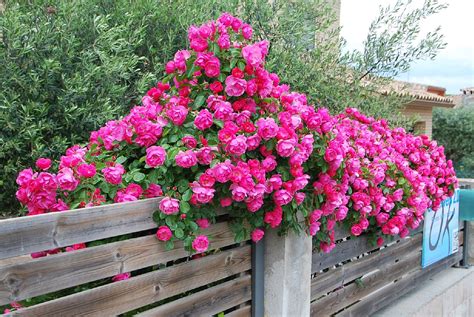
[0, 199, 252, 316]
[0, 198, 465, 316]
[310, 223, 464, 316]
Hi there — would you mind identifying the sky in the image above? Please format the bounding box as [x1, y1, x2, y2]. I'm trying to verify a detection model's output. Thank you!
[340, 0, 474, 94]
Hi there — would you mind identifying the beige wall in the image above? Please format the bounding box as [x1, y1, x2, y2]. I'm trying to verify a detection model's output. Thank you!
[402, 103, 434, 138]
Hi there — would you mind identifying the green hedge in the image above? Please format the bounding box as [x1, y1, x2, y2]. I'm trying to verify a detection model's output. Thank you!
[1, 0, 439, 216]
[433, 107, 474, 178]
[0, 0, 220, 215]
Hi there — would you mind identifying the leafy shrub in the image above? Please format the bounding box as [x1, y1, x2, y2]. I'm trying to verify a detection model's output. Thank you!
[16, 13, 456, 256]
[0, 0, 446, 216]
[433, 107, 474, 178]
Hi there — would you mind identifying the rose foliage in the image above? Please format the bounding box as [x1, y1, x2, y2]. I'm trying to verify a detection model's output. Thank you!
[16, 13, 457, 255]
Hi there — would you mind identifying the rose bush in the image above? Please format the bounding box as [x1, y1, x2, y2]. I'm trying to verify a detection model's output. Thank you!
[16, 13, 457, 255]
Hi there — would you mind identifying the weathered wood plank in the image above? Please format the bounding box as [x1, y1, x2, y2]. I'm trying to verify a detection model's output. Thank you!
[311, 233, 423, 300]
[312, 226, 424, 274]
[312, 235, 372, 273]
[225, 305, 251, 317]
[9, 245, 251, 317]
[336, 250, 463, 317]
[0, 198, 161, 260]
[0, 222, 240, 305]
[137, 274, 251, 317]
[310, 247, 421, 316]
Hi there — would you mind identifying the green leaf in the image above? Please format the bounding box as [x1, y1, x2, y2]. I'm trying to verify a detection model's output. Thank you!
[194, 94, 206, 108]
[174, 228, 184, 239]
[182, 189, 193, 201]
[116, 156, 127, 164]
[180, 201, 191, 213]
[133, 172, 146, 182]
[165, 240, 174, 250]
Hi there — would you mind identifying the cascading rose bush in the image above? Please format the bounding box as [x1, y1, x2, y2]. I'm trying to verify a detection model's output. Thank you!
[16, 12, 457, 255]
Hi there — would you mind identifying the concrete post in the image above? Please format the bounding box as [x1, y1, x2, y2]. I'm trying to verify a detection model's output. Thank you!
[263, 228, 312, 316]
[467, 222, 474, 266]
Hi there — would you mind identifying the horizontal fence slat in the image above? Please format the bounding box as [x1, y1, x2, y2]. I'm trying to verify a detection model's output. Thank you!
[312, 235, 372, 274]
[10, 245, 251, 317]
[0, 198, 162, 260]
[311, 233, 423, 300]
[310, 246, 421, 316]
[225, 305, 251, 317]
[136, 274, 251, 317]
[0, 222, 238, 305]
[312, 226, 423, 274]
[336, 249, 463, 317]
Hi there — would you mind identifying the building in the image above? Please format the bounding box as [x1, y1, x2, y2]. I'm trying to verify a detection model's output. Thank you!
[453, 87, 474, 108]
[382, 80, 455, 138]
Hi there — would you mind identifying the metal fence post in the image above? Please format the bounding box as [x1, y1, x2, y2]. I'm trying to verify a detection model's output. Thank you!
[251, 239, 265, 317]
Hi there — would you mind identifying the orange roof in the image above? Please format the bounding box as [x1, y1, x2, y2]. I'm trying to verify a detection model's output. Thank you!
[380, 80, 454, 106]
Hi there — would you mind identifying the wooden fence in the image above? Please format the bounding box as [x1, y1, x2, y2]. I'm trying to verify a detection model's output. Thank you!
[310, 224, 464, 316]
[0, 198, 466, 316]
[0, 198, 253, 316]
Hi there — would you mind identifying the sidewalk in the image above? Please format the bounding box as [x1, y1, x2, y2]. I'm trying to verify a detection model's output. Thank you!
[375, 266, 474, 317]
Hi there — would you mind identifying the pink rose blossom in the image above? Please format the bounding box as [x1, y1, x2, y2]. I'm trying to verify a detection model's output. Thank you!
[77, 163, 96, 178]
[102, 164, 125, 185]
[36, 158, 52, 170]
[225, 75, 246, 97]
[175, 150, 198, 168]
[196, 218, 210, 229]
[192, 235, 209, 253]
[159, 197, 180, 215]
[112, 273, 131, 282]
[195, 109, 213, 130]
[156, 226, 173, 241]
[251, 228, 264, 242]
[146, 146, 167, 167]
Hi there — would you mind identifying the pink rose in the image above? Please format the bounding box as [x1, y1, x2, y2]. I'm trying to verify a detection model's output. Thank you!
[144, 183, 163, 198]
[227, 135, 248, 156]
[102, 164, 125, 185]
[112, 273, 131, 282]
[194, 109, 213, 130]
[256, 118, 279, 140]
[65, 243, 86, 252]
[192, 235, 209, 253]
[335, 206, 348, 221]
[220, 197, 232, 207]
[196, 147, 215, 165]
[57, 167, 79, 191]
[309, 222, 321, 236]
[36, 158, 52, 170]
[262, 156, 277, 172]
[156, 226, 172, 241]
[276, 139, 296, 157]
[166, 105, 188, 126]
[16, 168, 34, 186]
[251, 228, 264, 242]
[196, 218, 210, 229]
[77, 163, 96, 178]
[241, 23, 253, 39]
[274, 189, 293, 206]
[146, 146, 167, 167]
[242, 43, 265, 67]
[182, 135, 197, 148]
[175, 150, 198, 168]
[204, 56, 220, 77]
[264, 207, 282, 228]
[231, 185, 248, 202]
[225, 75, 247, 97]
[159, 197, 180, 215]
[351, 224, 363, 236]
[191, 182, 215, 204]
